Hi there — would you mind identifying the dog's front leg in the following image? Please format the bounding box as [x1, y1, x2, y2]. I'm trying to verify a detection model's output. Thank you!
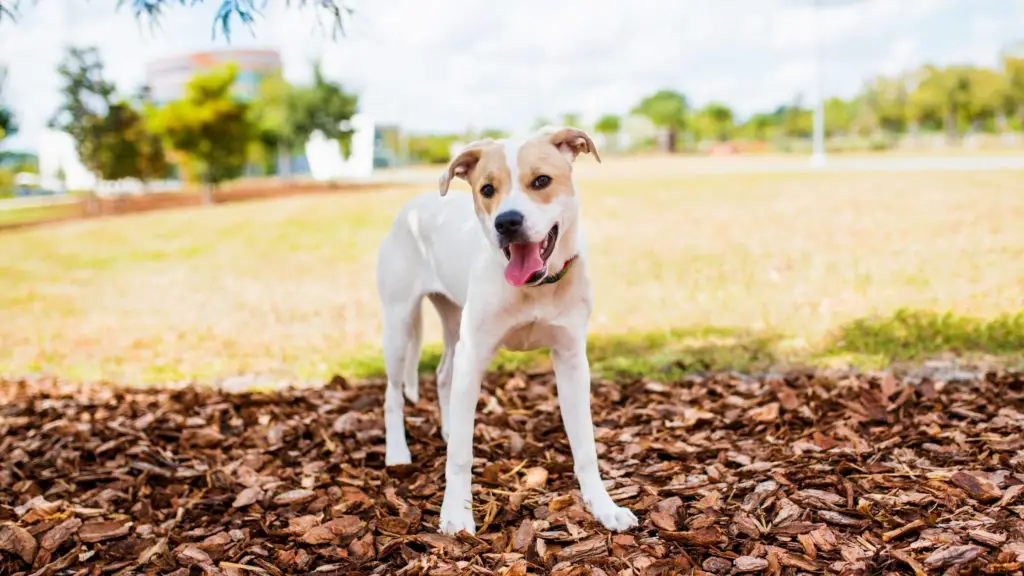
[552, 336, 639, 532]
[437, 335, 494, 535]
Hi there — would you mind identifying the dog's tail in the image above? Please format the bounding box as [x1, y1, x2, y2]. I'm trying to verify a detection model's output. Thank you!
[402, 299, 423, 403]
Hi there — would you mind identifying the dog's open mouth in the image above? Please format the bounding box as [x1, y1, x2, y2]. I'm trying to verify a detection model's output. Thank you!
[501, 225, 558, 286]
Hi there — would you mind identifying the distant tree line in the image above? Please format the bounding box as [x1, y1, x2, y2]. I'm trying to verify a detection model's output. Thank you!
[590, 50, 1024, 154]
[400, 47, 1024, 165]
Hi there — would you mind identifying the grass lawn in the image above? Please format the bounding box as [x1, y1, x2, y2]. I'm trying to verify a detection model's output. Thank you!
[1, 156, 1022, 384]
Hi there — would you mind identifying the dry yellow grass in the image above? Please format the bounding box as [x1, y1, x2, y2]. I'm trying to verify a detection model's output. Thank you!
[1, 156, 1022, 383]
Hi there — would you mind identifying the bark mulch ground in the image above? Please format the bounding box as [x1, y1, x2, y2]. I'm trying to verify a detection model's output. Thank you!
[1, 368, 1023, 575]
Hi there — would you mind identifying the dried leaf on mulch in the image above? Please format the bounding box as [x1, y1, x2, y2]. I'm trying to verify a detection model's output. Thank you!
[1, 367, 1022, 574]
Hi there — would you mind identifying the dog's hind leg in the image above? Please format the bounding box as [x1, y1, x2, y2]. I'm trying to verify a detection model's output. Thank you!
[428, 294, 462, 441]
[402, 302, 423, 404]
[382, 297, 421, 466]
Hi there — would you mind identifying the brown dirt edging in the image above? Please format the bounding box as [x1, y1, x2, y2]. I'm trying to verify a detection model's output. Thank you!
[0, 180, 397, 233]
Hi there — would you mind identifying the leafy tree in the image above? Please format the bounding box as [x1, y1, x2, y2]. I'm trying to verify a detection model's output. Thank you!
[289, 62, 358, 159]
[463, 127, 509, 142]
[0, 66, 15, 143]
[631, 89, 688, 152]
[2, 1, 356, 40]
[49, 46, 168, 184]
[532, 117, 554, 131]
[909, 65, 974, 139]
[560, 113, 581, 128]
[407, 133, 460, 165]
[779, 100, 813, 139]
[963, 67, 1011, 131]
[1005, 53, 1024, 129]
[147, 63, 252, 203]
[594, 114, 621, 137]
[859, 74, 911, 135]
[823, 97, 855, 137]
[692, 102, 734, 142]
[248, 71, 303, 176]
[737, 113, 777, 141]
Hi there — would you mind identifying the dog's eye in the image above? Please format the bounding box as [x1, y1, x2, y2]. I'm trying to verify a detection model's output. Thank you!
[480, 184, 496, 198]
[531, 175, 552, 190]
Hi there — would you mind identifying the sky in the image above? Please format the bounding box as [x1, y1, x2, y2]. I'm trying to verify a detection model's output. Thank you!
[1, 0, 1023, 153]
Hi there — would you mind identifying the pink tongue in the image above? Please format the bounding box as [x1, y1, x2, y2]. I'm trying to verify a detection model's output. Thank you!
[504, 242, 545, 286]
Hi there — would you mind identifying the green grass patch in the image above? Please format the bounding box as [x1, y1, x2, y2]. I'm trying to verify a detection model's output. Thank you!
[330, 326, 782, 382]
[0, 203, 79, 228]
[824, 308, 1024, 362]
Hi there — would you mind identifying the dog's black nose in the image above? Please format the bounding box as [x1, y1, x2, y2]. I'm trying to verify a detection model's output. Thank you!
[494, 211, 524, 236]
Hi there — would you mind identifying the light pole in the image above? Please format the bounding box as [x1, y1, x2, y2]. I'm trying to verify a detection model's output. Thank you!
[797, 0, 871, 167]
[810, 0, 826, 166]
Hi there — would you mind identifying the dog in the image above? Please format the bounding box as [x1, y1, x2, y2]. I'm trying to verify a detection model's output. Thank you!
[374, 125, 638, 535]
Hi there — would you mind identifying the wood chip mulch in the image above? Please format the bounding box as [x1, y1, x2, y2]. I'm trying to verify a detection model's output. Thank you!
[1, 369, 1023, 575]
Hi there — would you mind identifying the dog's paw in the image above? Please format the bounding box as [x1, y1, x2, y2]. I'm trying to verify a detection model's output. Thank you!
[440, 422, 450, 443]
[438, 499, 476, 535]
[590, 500, 638, 532]
[385, 442, 412, 466]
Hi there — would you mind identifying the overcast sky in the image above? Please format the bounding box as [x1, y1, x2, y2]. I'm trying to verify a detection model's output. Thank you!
[1, 0, 1023, 152]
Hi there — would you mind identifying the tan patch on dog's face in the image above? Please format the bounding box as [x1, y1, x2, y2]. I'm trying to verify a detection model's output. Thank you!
[464, 145, 512, 218]
[515, 139, 576, 204]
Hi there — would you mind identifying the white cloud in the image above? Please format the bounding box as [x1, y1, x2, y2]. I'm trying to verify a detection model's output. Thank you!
[1, 0, 1022, 152]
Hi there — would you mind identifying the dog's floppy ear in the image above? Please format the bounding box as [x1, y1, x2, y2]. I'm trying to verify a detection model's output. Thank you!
[547, 127, 601, 164]
[439, 139, 495, 196]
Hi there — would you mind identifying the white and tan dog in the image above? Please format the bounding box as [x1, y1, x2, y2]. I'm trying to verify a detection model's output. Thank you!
[375, 126, 638, 535]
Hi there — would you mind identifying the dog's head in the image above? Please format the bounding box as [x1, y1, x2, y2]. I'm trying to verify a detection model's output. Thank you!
[438, 126, 600, 287]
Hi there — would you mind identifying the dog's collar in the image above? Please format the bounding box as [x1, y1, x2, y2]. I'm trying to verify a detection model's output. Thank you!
[532, 254, 579, 287]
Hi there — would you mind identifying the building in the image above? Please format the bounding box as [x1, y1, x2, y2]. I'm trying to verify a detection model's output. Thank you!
[145, 48, 283, 106]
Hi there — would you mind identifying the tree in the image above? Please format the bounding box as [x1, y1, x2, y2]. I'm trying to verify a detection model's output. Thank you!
[859, 74, 911, 135]
[631, 89, 688, 152]
[532, 117, 554, 131]
[464, 127, 509, 141]
[289, 62, 358, 159]
[1005, 53, 1024, 129]
[738, 113, 777, 141]
[560, 113, 581, 128]
[147, 63, 252, 203]
[49, 46, 167, 184]
[407, 133, 460, 165]
[692, 102, 734, 142]
[594, 114, 621, 137]
[778, 100, 814, 139]
[909, 65, 972, 139]
[2, 1, 357, 40]
[248, 71, 302, 176]
[0, 66, 15, 143]
[823, 97, 855, 137]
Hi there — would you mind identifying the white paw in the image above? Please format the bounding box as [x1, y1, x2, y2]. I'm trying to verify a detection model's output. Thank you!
[440, 422, 449, 443]
[438, 497, 476, 535]
[590, 500, 638, 532]
[385, 442, 411, 466]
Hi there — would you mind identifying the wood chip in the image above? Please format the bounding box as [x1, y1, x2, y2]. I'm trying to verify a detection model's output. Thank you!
[78, 520, 130, 543]
[923, 545, 983, 569]
[0, 524, 38, 564]
[950, 471, 1002, 502]
[733, 556, 769, 572]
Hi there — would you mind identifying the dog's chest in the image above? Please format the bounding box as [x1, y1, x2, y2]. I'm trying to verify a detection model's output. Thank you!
[500, 320, 558, 351]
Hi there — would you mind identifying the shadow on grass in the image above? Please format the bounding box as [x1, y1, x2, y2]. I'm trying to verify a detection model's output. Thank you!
[822, 308, 1024, 364]
[337, 309, 1024, 381]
